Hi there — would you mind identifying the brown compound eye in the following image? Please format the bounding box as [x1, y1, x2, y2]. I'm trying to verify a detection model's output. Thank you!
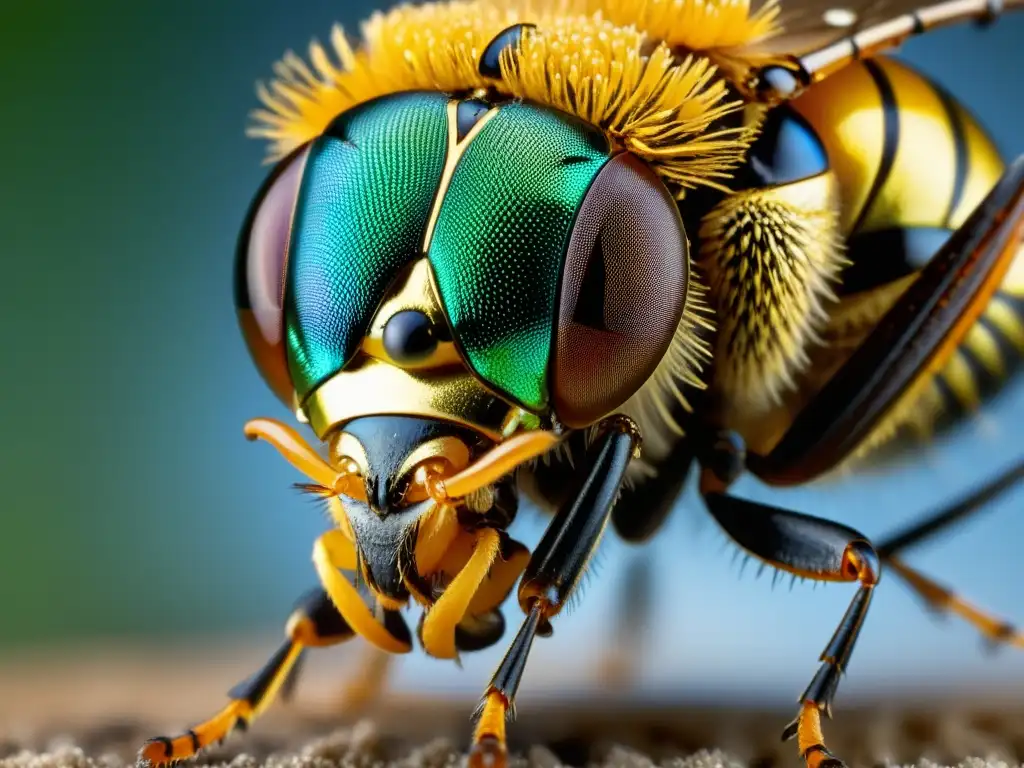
[552, 153, 689, 428]
[234, 145, 310, 406]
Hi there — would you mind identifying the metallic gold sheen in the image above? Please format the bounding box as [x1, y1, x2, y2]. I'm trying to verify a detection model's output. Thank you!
[428, 104, 611, 409]
[421, 101, 500, 254]
[395, 436, 472, 486]
[305, 355, 522, 442]
[791, 62, 884, 234]
[329, 432, 371, 478]
[360, 259, 463, 371]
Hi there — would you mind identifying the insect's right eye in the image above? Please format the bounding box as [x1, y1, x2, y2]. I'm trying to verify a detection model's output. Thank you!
[551, 153, 689, 428]
[234, 145, 310, 406]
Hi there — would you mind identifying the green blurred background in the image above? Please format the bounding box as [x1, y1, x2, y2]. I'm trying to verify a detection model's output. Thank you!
[2, 0, 1024, 700]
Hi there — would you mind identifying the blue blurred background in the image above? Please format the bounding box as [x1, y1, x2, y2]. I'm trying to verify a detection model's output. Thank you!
[1, 0, 1023, 708]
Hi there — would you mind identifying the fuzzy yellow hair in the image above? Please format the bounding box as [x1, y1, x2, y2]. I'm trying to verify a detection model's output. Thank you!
[579, 0, 781, 51]
[248, 0, 766, 194]
[498, 17, 757, 191]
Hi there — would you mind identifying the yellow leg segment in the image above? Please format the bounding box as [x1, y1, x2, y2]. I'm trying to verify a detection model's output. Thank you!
[313, 529, 412, 655]
[420, 528, 501, 659]
[469, 691, 510, 768]
[139, 613, 317, 765]
[788, 702, 844, 768]
[335, 644, 394, 713]
[887, 556, 1024, 648]
[138, 578, 393, 766]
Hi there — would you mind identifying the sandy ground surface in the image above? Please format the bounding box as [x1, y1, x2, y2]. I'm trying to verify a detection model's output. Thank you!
[2, 642, 1023, 768]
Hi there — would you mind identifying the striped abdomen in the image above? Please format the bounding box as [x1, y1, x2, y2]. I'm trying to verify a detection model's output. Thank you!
[791, 55, 1024, 449]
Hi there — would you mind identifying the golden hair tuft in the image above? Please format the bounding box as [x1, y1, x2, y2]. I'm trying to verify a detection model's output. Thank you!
[579, 0, 781, 52]
[247, 0, 763, 192]
[499, 18, 758, 192]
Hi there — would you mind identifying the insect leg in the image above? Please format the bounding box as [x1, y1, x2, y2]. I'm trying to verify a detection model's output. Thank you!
[138, 587, 358, 766]
[749, 156, 1024, 485]
[877, 458, 1024, 648]
[613, 430, 697, 542]
[312, 528, 415, 654]
[333, 644, 394, 714]
[595, 553, 654, 689]
[701, 436, 879, 768]
[469, 416, 641, 768]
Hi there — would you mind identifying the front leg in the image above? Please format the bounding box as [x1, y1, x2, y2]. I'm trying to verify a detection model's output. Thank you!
[700, 436, 879, 768]
[469, 416, 641, 768]
[137, 586, 402, 765]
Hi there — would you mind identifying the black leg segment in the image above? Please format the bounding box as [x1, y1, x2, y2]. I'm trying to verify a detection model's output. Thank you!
[876, 458, 1024, 557]
[697, 430, 880, 768]
[468, 415, 641, 768]
[516, 415, 642, 634]
[702, 488, 879, 719]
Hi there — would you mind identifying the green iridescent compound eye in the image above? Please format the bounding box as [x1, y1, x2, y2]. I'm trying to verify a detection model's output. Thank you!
[279, 92, 613, 415]
[284, 92, 449, 400]
[428, 105, 611, 410]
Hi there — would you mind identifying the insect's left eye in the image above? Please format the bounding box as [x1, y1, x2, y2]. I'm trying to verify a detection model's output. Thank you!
[234, 145, 310, 406]
[552, 153, 689, 428]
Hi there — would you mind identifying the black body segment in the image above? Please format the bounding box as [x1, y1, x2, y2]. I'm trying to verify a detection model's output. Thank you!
[612, 432, 696, 542]
[455, 609, 508, 652]
[478, 24, 536, 79]
[840, 226, 954, 294]
[457, 99, 493, 140]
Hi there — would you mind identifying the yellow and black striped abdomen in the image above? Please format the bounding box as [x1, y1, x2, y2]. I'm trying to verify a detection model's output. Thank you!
[791, 55, 1024, 450]
[793, 56, 1003, 234]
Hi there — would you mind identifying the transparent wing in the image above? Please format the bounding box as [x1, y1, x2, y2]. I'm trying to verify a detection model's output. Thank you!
[749, 0, 927, 57]
[735, 0, 1020, 98]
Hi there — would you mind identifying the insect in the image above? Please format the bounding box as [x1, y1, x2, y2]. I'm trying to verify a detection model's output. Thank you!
[139, 0, 1024, 766]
